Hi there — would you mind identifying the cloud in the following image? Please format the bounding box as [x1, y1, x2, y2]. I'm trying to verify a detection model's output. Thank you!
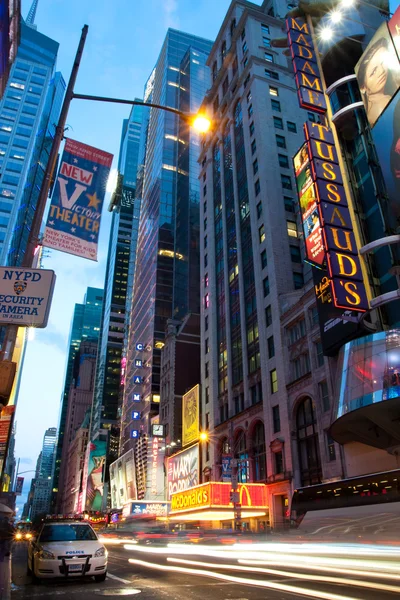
[163, 0, 180, 29]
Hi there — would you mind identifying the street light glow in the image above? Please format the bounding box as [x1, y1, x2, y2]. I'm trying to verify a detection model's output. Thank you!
[192, 114, 211, 133]
[319, 27, 334, 41]
[199, 431, 209, 442]
[330, 10, 342, 23]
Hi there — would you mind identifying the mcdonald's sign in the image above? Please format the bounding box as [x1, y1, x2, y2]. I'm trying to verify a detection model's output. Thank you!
[170, 482, 267, 514]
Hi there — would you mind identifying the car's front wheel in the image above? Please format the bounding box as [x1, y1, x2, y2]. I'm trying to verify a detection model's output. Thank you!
[94, 571, 107, 582]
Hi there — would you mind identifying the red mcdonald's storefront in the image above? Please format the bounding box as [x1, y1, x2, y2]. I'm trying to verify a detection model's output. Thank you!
[169, 482, 269, 531]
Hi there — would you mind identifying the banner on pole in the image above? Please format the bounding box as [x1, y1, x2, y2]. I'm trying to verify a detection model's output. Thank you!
[43, 138, 113, 261]
[15, 476, 24, 495]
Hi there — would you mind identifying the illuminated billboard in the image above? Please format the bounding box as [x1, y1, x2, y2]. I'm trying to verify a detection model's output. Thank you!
[167, 444, 199, 500]
[109, 448, 137, 509]
[170, 482, 267, 514]
[85, 440, 106, 511]
[355, 21, 400, 128]
[182, 384, 199, 447]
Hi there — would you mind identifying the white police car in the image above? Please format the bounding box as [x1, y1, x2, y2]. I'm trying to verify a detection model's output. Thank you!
[27, 521, 108, 582]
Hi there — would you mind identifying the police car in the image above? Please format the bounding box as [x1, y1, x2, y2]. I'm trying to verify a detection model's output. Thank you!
[27, 521, 108, 582]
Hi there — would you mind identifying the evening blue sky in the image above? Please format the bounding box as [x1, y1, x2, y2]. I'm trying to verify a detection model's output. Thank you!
[14, 0, 241, 512]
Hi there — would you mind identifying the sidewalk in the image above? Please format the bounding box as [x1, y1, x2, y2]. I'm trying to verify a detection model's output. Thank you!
[0, 544, 11, 600]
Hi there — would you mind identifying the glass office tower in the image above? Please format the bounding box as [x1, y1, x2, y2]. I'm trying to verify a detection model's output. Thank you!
[91, 104, 144, 456]
[52, 287, 103, 511]
[0, 18, 64, 264]
[31, 427, 57, 519]
[121, 30, 212, 453]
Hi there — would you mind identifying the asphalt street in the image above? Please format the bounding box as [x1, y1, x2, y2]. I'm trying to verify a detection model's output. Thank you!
[10, 540, 400, 600]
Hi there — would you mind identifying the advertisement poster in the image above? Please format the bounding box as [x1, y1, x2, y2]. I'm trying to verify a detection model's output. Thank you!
[221, 455, 232, 482]
[0, 267, 56, 327]
[294, 144, 325, 266]
[43, 138, 113, 261]
[355, 21, 400, 128]
[85, 440, 106, 511]
[182, 384, 199, 447]
[109, 449, 137, 509]
[15, 476, 24, 495]
[145, 437, 165, 501]
[167, 444, 199, 500]
[389, 5, 400, 62]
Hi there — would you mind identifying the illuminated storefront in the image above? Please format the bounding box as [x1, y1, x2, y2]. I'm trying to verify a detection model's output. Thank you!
[169, 482, 268, 529]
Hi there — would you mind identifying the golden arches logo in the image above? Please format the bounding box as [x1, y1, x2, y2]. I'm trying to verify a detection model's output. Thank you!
[238, 485, 252, 506]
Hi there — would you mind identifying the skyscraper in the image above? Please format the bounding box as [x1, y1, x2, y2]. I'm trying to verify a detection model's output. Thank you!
[31, 427, 57, 519]
[52, 287, 103, 511]
[0, 0, 21, 98]
[0, 3, 65, 264]
[121, 30, 212, 455]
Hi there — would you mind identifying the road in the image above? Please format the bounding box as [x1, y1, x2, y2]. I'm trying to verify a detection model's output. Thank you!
[10, 539, 400, 600]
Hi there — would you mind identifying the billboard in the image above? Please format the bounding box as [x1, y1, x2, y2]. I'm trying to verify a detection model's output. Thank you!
[0, 405, 14, 474]
[109, 448, 137, 509]
[130, 501, 168, 518]
[43, 138, 113, 261]
[0, 267, 56, 327]
[294, 143, 325, 266]
[182, 384, 199, 447]
[85, 440, 106, 511]
[15, 476, 24, 495]
[170, 482, 268, 514]
[167, 444, 199, 500]
[145, 437, 165, 501]
[355, 21, 400, 128]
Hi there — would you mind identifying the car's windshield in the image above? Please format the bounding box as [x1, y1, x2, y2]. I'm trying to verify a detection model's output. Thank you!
[39, 524, 97, 542]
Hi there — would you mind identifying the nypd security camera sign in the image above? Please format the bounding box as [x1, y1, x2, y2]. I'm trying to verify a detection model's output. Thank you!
[0, 267, 56, 327]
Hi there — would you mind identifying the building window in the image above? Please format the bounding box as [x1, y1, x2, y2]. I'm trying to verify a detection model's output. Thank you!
[204, 235, 208, 248]
[308, 111, 321, 123]
[249, 121, 255, 136]
[315, 341, 324, 367]
[250, 385, 257, 405]
[263, 37, 271, 48]
[287, 121, 297, 132]
[205, 362, 209, 379]
[276, 134, 286, 148]
[284, 196, 295, 212]
[257, 201, 262, 219]
[235, 431, 249, 483]
[270, 368, 278, 393]
[253, 158, 258, 174]
[293, 272, 304, 289]
[204, 217, 208, 231]
[243, 57, 248, 68]
[288, 319, 306, 344]
[244, 73, 250, 88]
[274, 451, 283, 474]
[268, 335, 275, 358]
[241, 28, 246, 40]
[205, 338, 209, 354]
[269, 86, 279, 97]
[272, 405, 280, 433]
[205, 272, 209, 287]
[205, 314, 209, 331]
[203, 185, 207, 197]
[212, 61, 218, 81]
[290, 245, 301, 263]
[278, 154, 289, 168]
[264, 52, 274, 62]
[247, 90, 252, 103]
[213, 96, 219, 113]
[297, 397, 322, 486]
[261, 249, 267, 269]
[287, 221, 297, 237]
[319, 380, 330, 412]
[265, 68, 279, 80]
[309, 306, 319, 327]
[261, 23, 270, 35]
[281, 174, 292, 190]
[265, 305, 272, 327]
[204, 200, 207, 213]
[253, 422, 266, 481]
[204, 253, 208, 268]
[259, 224, 265, 242]
[222, 76, 229, 96]
[326, 432, 336, 461]
[205, 386, 209, 404]
[292, 353, 311, 380]
[273, 117, 283, 131]
[271, 99, 281, 112]
[232, 56, 238, 77]
[263, 276, 270, 297]
[242, 41, 248, 54]
[221, 40, 227, 61]
[255, 179, 261, 196]
[251, 139, 257, 155]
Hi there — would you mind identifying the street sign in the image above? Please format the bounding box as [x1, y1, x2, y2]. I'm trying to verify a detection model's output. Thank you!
[0, 267, 56, 327]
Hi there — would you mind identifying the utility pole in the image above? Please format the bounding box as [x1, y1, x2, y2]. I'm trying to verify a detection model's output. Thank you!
[0, 25, 89, 484]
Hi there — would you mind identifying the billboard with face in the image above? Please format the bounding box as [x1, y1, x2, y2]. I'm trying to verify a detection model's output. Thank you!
[355, 22, 400, 128]
[85, 440, 107, 511]
[109, 449, 137, 509]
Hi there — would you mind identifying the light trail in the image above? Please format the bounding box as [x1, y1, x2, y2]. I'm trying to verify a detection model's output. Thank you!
[168, 557, 400, 595]
[128, 557, 360, 600]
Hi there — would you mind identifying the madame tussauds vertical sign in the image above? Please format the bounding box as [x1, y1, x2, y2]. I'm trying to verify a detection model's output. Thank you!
[287, 16, 368, 313]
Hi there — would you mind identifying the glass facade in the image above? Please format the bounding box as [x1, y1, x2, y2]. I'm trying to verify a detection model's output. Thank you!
[122, 30, 212, 450]
[52, 287, 103, 510]
[0, 21, 63, 263]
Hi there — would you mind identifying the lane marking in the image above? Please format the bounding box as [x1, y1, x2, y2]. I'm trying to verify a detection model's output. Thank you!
[107, 572, 132, 585]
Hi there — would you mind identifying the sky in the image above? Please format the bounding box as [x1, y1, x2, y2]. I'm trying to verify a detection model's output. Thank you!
[13, 0, 246, 514]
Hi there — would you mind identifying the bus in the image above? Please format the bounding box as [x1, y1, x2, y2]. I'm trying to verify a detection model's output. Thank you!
[290, 468, 400, 543]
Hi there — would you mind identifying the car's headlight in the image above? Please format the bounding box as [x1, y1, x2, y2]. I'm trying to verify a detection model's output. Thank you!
[25, 533, 32, 540]
[38, 549, 55, 559]
[15, 533, 22, 540]
[94, 546, 107, 558]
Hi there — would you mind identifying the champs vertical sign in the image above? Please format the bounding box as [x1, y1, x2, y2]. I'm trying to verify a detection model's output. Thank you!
[287, 16, 368, 313]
